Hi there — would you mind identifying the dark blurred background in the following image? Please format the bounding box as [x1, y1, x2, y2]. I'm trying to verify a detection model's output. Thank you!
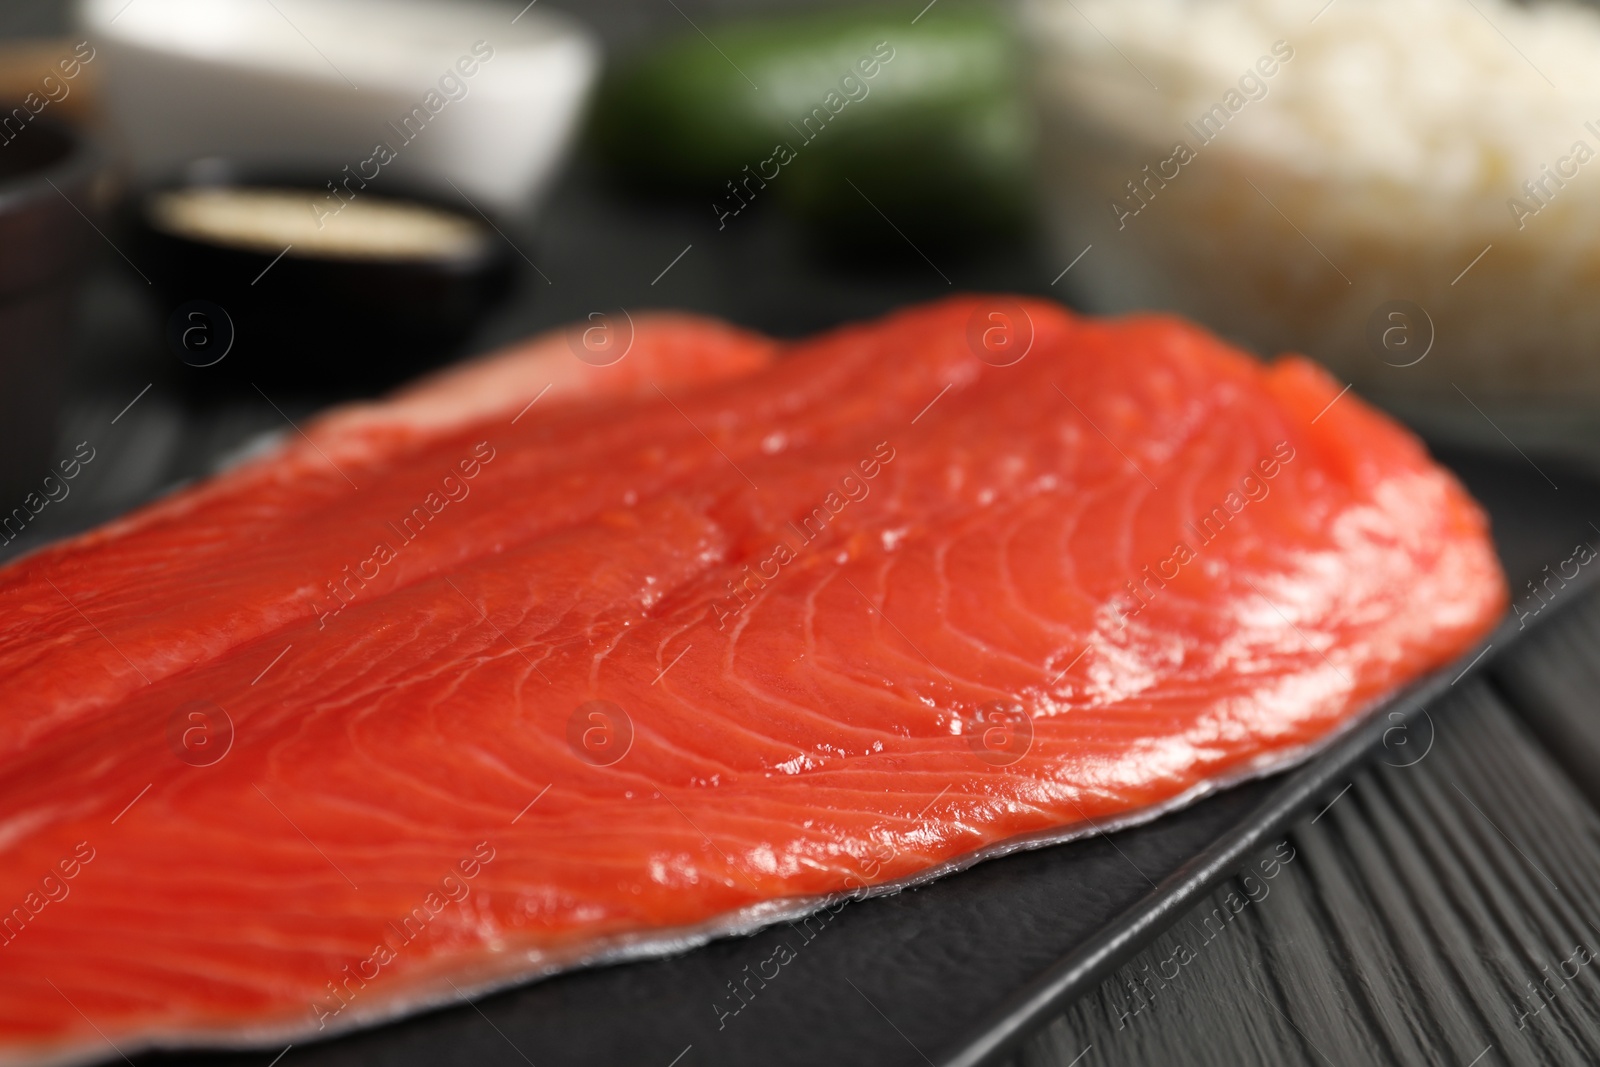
[1, 0, 1047, 358]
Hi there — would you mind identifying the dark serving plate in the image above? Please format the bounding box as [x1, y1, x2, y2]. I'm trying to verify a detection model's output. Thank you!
[108, 440, 1598, 1067]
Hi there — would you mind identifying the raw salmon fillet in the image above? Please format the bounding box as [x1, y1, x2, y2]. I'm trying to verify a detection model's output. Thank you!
[0, 297, 1503, 1063]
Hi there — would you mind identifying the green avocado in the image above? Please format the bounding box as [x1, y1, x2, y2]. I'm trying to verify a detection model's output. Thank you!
[590, 4, 1032, 248]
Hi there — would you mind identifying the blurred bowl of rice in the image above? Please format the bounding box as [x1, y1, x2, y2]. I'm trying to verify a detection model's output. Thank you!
[1022, 0, 1600, 432]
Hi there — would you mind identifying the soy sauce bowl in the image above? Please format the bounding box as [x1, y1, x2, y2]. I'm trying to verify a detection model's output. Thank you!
[135, 176, 516, 392]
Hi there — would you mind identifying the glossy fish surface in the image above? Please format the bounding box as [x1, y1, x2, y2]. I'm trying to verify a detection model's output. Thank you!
[0, 298, 1504, 1063]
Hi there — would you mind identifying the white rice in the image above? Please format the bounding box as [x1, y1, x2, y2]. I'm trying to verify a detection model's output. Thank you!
[1022, 0, 1600, 406]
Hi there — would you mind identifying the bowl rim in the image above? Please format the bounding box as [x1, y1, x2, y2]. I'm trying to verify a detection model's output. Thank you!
[0, 116, 105, 222]
[133, 166, 519, 272]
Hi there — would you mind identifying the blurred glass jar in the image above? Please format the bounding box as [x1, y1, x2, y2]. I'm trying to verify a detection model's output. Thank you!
[1022, 0, 1600, 421]
[0, 118, 103, 503]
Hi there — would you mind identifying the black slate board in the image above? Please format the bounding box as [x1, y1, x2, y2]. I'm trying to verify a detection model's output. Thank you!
[48, 429, 1576, 1067]
[1017, 670, 1600, 1067]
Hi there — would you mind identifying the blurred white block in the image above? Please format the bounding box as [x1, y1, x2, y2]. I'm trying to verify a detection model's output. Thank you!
[77, 0, 600, 217]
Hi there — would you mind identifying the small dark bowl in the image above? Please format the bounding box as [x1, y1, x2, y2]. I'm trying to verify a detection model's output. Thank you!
[0, 117, 103, 502]
[133, 167, 518, 393]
